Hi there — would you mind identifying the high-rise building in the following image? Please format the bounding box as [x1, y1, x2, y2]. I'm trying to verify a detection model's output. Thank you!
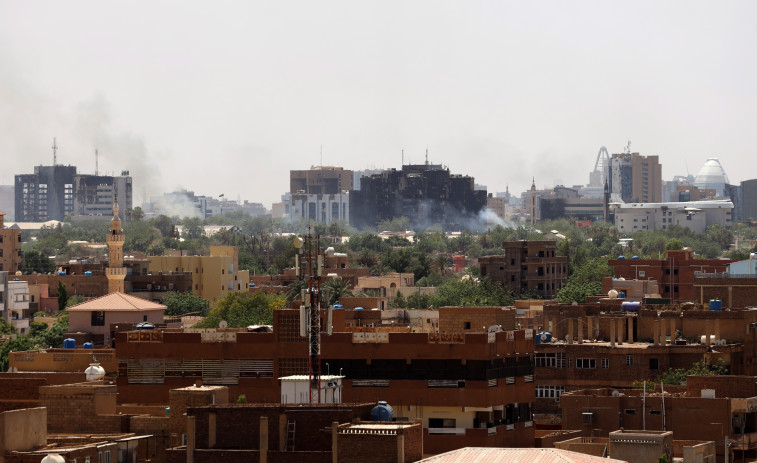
[607, 152, 662, 203]
[290, 166, 353, 195]
[742, 179, 757, 222]
[15, 165, 77, 221]
[15, 165, 133, 222]
[349, 164, 487, 230]
[73, 172, 132, 218]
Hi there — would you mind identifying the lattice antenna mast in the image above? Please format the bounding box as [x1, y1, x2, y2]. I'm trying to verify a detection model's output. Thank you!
[95, 149, 99, 176]
[296, 229, 327, 404]
[52, 138, 58, 165]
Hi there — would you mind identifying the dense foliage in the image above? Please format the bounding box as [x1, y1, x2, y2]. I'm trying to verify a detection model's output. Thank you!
[161, 291, 211, 316]
[0, 314, 69, 371]
[195, 292, 286, 328]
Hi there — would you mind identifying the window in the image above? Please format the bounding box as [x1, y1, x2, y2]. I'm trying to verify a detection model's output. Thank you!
[626, 355, 633, 366]
[650, 410, 662, 415]
[624, 409, 637, 415]
[535, 352, 566, 368]
[649, 358, 659, 370]
[576, 358, 596, 369]
[536, 385, 565, 401]
[91, 311, 105, 326]
[428, 418, 456, 430]
[601, 358, 609, 369]
[464, 322, 471, 329]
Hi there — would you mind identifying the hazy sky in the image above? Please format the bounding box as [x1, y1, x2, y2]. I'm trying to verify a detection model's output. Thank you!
[1, 1, 755, 207]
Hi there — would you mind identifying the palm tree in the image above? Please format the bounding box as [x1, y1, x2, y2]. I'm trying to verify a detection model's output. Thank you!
[285, 279, 308, 304]
[322, 277, 353, 306]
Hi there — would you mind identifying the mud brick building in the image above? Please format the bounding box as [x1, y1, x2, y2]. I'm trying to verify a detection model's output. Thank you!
[116, 307, 536, 455]
[479, 241, 567, 298]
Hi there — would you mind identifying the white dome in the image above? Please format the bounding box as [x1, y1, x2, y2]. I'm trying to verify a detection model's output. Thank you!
[694, 158, 730, 197]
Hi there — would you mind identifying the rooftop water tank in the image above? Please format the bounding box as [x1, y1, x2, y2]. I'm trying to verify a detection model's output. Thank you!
[618, 291, 626, 299]
[135, 322, 155, 330]
[371, 401, 394, 422]
[57, 272, 66, 276]
[709, 299, 722, 311]
[354, 307, 364, 311]
[631, 256, 639, 260]
[535, 332, 552, 344]
[41, 454, 65, 463]
[84, 271, 93, 276]
[63, 338, 76, 349]
[621, 301, 641, 312]
[83, 342, 93, 349]
[333, 304, 343, 308]
[608, 289, 619, 299]
[617, 256, 626, 260]
[85, 363, 106, 381]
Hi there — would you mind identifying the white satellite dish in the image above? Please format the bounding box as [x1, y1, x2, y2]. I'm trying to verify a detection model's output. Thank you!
[219, 320, 228, 329]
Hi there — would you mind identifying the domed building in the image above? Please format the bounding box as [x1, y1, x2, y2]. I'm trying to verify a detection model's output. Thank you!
[694, 158, 730, 198]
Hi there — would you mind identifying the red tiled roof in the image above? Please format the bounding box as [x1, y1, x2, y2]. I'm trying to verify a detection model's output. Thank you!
[420, 448, 628, 463]
[66, 292, 166, 312]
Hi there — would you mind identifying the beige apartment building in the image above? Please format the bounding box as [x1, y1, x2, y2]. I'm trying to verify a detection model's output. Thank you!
[148, 246, 249, 302]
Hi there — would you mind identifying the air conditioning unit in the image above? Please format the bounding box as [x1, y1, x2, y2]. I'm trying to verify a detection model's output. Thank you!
[582, 412, 595, 425]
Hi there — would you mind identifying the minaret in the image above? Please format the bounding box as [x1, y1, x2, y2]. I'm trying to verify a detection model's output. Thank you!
[105, 199, 126, 293]
[530, 177, 538, 225]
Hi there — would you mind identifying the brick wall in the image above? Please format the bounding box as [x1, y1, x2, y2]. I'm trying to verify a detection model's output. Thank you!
[438, 306, 516, 334]
[39, 382, 126, 433]
[336, 422, 423, 463]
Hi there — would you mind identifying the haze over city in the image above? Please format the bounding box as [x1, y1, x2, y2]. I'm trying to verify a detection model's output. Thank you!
[1, 1, 756, 206]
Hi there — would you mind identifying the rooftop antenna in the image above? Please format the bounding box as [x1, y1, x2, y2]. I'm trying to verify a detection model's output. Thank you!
[625, 139, 632, 154]
[52, 138, 58, 165]
[684, 159, 690, 177]
[95, 149, 99, 176]
[425, 147, 429, 165]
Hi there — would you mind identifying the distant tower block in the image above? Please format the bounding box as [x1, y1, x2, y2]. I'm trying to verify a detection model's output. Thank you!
[105, 201, 127, 293]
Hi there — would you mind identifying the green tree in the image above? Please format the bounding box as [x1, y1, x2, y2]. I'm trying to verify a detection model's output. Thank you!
[391, 291, 407, 309]
[322, 278, 353, 306]
[665, 238, 683, 251]
[56, 281, 68, 311]
[0, 319, 16, 335]
[197, 292, 286, 328]
[161, 291, 211, 316]
[286, 279, 308, 304]
[555, 258, 614, 304]
[21, 251, 56, 274]
[66, 295, 86, 308]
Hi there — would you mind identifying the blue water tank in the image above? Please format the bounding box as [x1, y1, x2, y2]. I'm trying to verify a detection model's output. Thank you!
[621, 301, 641, 312]
[617, 256, 626, 260]
[618, 291, 626, 299]
[631, 256, 639, 260]
[63, 338, 76, 349]
[371, 401, 394, 422]
[58, 272, 66, 276]
[333, 304, 343, 308]
[709, 299, 722, 311]
[354, 307, 364, 311]
[535, 331, 552, 344]
[83, 342, 93, 349]
[84, 271, 93, 277]
[135, 322, 155, 330]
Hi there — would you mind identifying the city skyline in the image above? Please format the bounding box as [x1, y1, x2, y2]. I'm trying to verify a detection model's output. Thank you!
[1, 1, 755, 206]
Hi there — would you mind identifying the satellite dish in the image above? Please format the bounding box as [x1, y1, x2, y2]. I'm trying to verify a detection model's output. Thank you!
[293, 236, 303, 249]
[219, 320, 228, 329]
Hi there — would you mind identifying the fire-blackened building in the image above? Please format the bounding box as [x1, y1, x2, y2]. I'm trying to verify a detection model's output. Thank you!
[15, 165, 77, 221]
[349, 164, 487, 230]
[73, 172, 132, 217]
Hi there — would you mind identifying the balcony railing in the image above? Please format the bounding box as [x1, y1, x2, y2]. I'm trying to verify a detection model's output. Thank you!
[695, 272, 757, 279]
